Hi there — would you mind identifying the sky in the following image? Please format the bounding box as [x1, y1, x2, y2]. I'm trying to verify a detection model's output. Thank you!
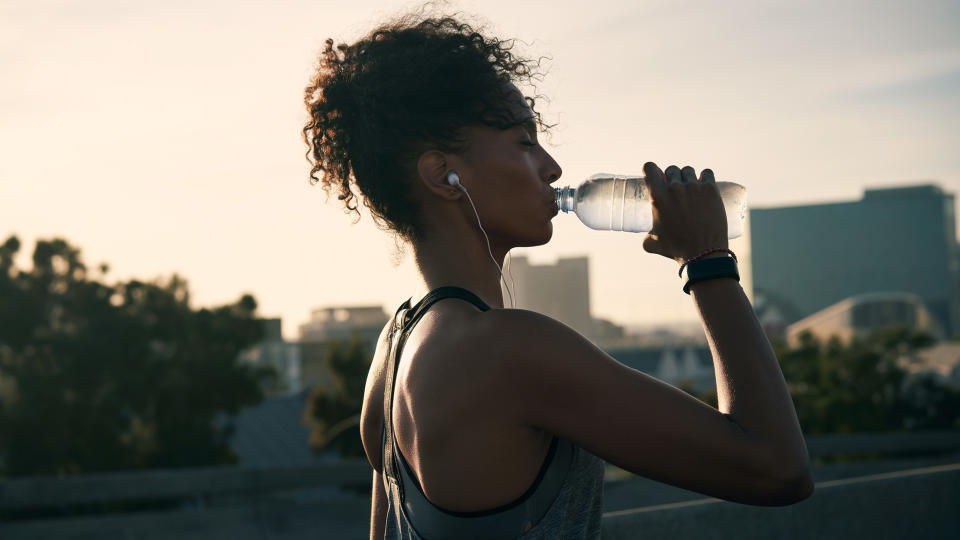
[2, 0, 959, 340]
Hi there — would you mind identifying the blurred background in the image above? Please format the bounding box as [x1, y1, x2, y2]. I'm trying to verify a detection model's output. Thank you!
[2, 0, 959, 538]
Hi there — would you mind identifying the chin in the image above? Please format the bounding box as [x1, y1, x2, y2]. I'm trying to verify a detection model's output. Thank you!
[540, 222, 554, 244]
[513, 223, 553, 248]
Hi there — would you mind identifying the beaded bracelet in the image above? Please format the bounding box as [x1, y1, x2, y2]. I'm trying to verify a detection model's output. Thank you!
[678, 248, 738, 278]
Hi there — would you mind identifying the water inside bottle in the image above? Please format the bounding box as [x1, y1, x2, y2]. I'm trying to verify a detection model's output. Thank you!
[555, 174, 748, 239]
[575, 174, 653, 233]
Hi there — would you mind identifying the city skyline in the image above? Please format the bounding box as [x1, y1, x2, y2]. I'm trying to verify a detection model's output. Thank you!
[2, 0, 958, 340]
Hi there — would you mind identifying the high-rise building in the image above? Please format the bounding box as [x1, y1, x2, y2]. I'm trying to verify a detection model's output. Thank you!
[750, 184, 958, 339]
[503, 255, 607, 340]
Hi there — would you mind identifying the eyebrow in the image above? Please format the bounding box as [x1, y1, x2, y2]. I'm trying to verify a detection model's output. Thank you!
[520, 117, 537, 136]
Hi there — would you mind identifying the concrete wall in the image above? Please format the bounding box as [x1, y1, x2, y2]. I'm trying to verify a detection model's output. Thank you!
[3, 461, 957, 540]
[3, 432, 959, 540]
[602, 463, 960, 540]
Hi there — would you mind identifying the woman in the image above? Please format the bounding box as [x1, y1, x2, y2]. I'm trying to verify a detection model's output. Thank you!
[303, 12, 812, 540]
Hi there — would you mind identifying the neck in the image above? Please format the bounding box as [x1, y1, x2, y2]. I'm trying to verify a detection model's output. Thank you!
[409, 221, 511, 310]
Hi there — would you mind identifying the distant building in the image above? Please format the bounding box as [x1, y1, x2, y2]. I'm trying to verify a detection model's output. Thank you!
[296, 305, 386, 394]
[602, 324, 707, 349]
[297, 339, 378, 396]
[237, 313, 387, 397]
[752, 290, 800, 344]
[898, 342, 960, 391]
[751, 184, 958, 340]
[237, 318, 301, 397]
[786, 291, 947, 348]
[606, 344, 716, 394]
[298, 305, 388, 345]
[591, 316, 626, 345]
[505, 255, 624, 342]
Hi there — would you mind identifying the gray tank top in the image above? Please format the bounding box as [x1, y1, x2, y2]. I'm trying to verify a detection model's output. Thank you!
[381, 286, 605, 539]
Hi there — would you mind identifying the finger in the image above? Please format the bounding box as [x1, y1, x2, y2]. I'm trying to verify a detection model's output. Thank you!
[643, 162, 666, 192]
[681, 166, 697, 183]
[643, 162, 665, 183]
[700, 169, 716, 184]
[642, 233, 661, 256]
[665, 165, 682, 184]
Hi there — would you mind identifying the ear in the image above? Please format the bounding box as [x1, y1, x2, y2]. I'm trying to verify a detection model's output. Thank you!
[417, 150, 461, 201]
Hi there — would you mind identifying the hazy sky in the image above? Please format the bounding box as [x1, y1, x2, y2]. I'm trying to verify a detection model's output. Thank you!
[3, 0, 959, 339]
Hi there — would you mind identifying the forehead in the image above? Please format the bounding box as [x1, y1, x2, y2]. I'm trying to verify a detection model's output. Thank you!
[456, 83, 537, 147]
[501, 84, 534, 125]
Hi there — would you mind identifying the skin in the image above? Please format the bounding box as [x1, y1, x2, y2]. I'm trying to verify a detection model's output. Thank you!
[407, 89, 562, 308]
[361, 86, 812, 540]
[361, 87, 564, 538]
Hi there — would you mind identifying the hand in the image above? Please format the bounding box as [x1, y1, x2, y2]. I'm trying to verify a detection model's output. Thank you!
[641, 162, 729, 265]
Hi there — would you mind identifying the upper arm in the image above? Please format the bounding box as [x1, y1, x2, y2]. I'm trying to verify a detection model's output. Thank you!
[362, 321, 396, 539]
[360, 321, 394, 472]
[370, 468, 388, 540]
[482, 308, 804, 506]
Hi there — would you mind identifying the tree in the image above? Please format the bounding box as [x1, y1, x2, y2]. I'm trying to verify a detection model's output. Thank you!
[0, 235, 276, 477]
[689, 325, 960, 435]
[304, 334, 371, 460]
[763, 325, 960, 434]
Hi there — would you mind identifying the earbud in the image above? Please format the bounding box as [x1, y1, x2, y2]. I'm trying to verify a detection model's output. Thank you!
[442, 169, 515, 309]
[446, 171, 461, 188]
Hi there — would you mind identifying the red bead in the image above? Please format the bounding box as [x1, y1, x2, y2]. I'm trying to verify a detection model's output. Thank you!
[678, 248, 738, 278]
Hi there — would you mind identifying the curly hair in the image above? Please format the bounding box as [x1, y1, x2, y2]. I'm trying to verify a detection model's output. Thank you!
[302, 11, 550, 247]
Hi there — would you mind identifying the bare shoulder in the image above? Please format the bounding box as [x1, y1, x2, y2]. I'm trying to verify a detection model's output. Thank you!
[470, 307, 808, 506]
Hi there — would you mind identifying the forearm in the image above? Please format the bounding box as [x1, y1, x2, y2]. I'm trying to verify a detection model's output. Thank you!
[689, 275, 810, 474]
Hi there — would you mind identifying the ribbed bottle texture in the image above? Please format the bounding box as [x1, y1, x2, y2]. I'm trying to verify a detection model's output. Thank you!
[553, 173, 747, 239]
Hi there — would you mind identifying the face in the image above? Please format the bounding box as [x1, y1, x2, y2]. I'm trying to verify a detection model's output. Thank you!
[452, 91, 563, 249]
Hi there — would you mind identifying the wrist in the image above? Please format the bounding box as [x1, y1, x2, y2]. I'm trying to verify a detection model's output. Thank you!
[681, 252, 740, 295]
[688, 275, 739, 293]
[676, 253, 724, 266]
[677, 247, 733, 266]
[696, 252, 731, 261]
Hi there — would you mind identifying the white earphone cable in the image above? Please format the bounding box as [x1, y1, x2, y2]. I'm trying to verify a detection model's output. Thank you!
[506, 250, 516, 305]
[458, 184, 515, 309]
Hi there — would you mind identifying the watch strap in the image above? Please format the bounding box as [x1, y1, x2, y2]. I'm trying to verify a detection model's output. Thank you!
[682, 255, 740, 294]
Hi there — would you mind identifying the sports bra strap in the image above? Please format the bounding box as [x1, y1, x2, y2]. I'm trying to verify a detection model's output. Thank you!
[400, 286, 492, 329]
[381, 286, 492, 495]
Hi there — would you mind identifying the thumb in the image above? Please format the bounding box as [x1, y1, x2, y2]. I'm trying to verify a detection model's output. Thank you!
[642, 233, 662, 256]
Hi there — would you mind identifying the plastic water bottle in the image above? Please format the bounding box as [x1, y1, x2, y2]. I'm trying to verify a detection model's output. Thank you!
[554, 173, 747, 239]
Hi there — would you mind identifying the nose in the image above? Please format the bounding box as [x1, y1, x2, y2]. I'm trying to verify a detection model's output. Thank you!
[542, 150, 562, 185]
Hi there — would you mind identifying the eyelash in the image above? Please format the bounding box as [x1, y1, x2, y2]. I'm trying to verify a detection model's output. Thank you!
[520, 141, 538, 148]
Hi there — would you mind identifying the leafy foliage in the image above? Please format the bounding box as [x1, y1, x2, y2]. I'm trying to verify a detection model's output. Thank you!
[304, 334, 371, 460]
[775, 327, 960, 434]
[689, 325, 960, 434]
[0, 235, 276, 477]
